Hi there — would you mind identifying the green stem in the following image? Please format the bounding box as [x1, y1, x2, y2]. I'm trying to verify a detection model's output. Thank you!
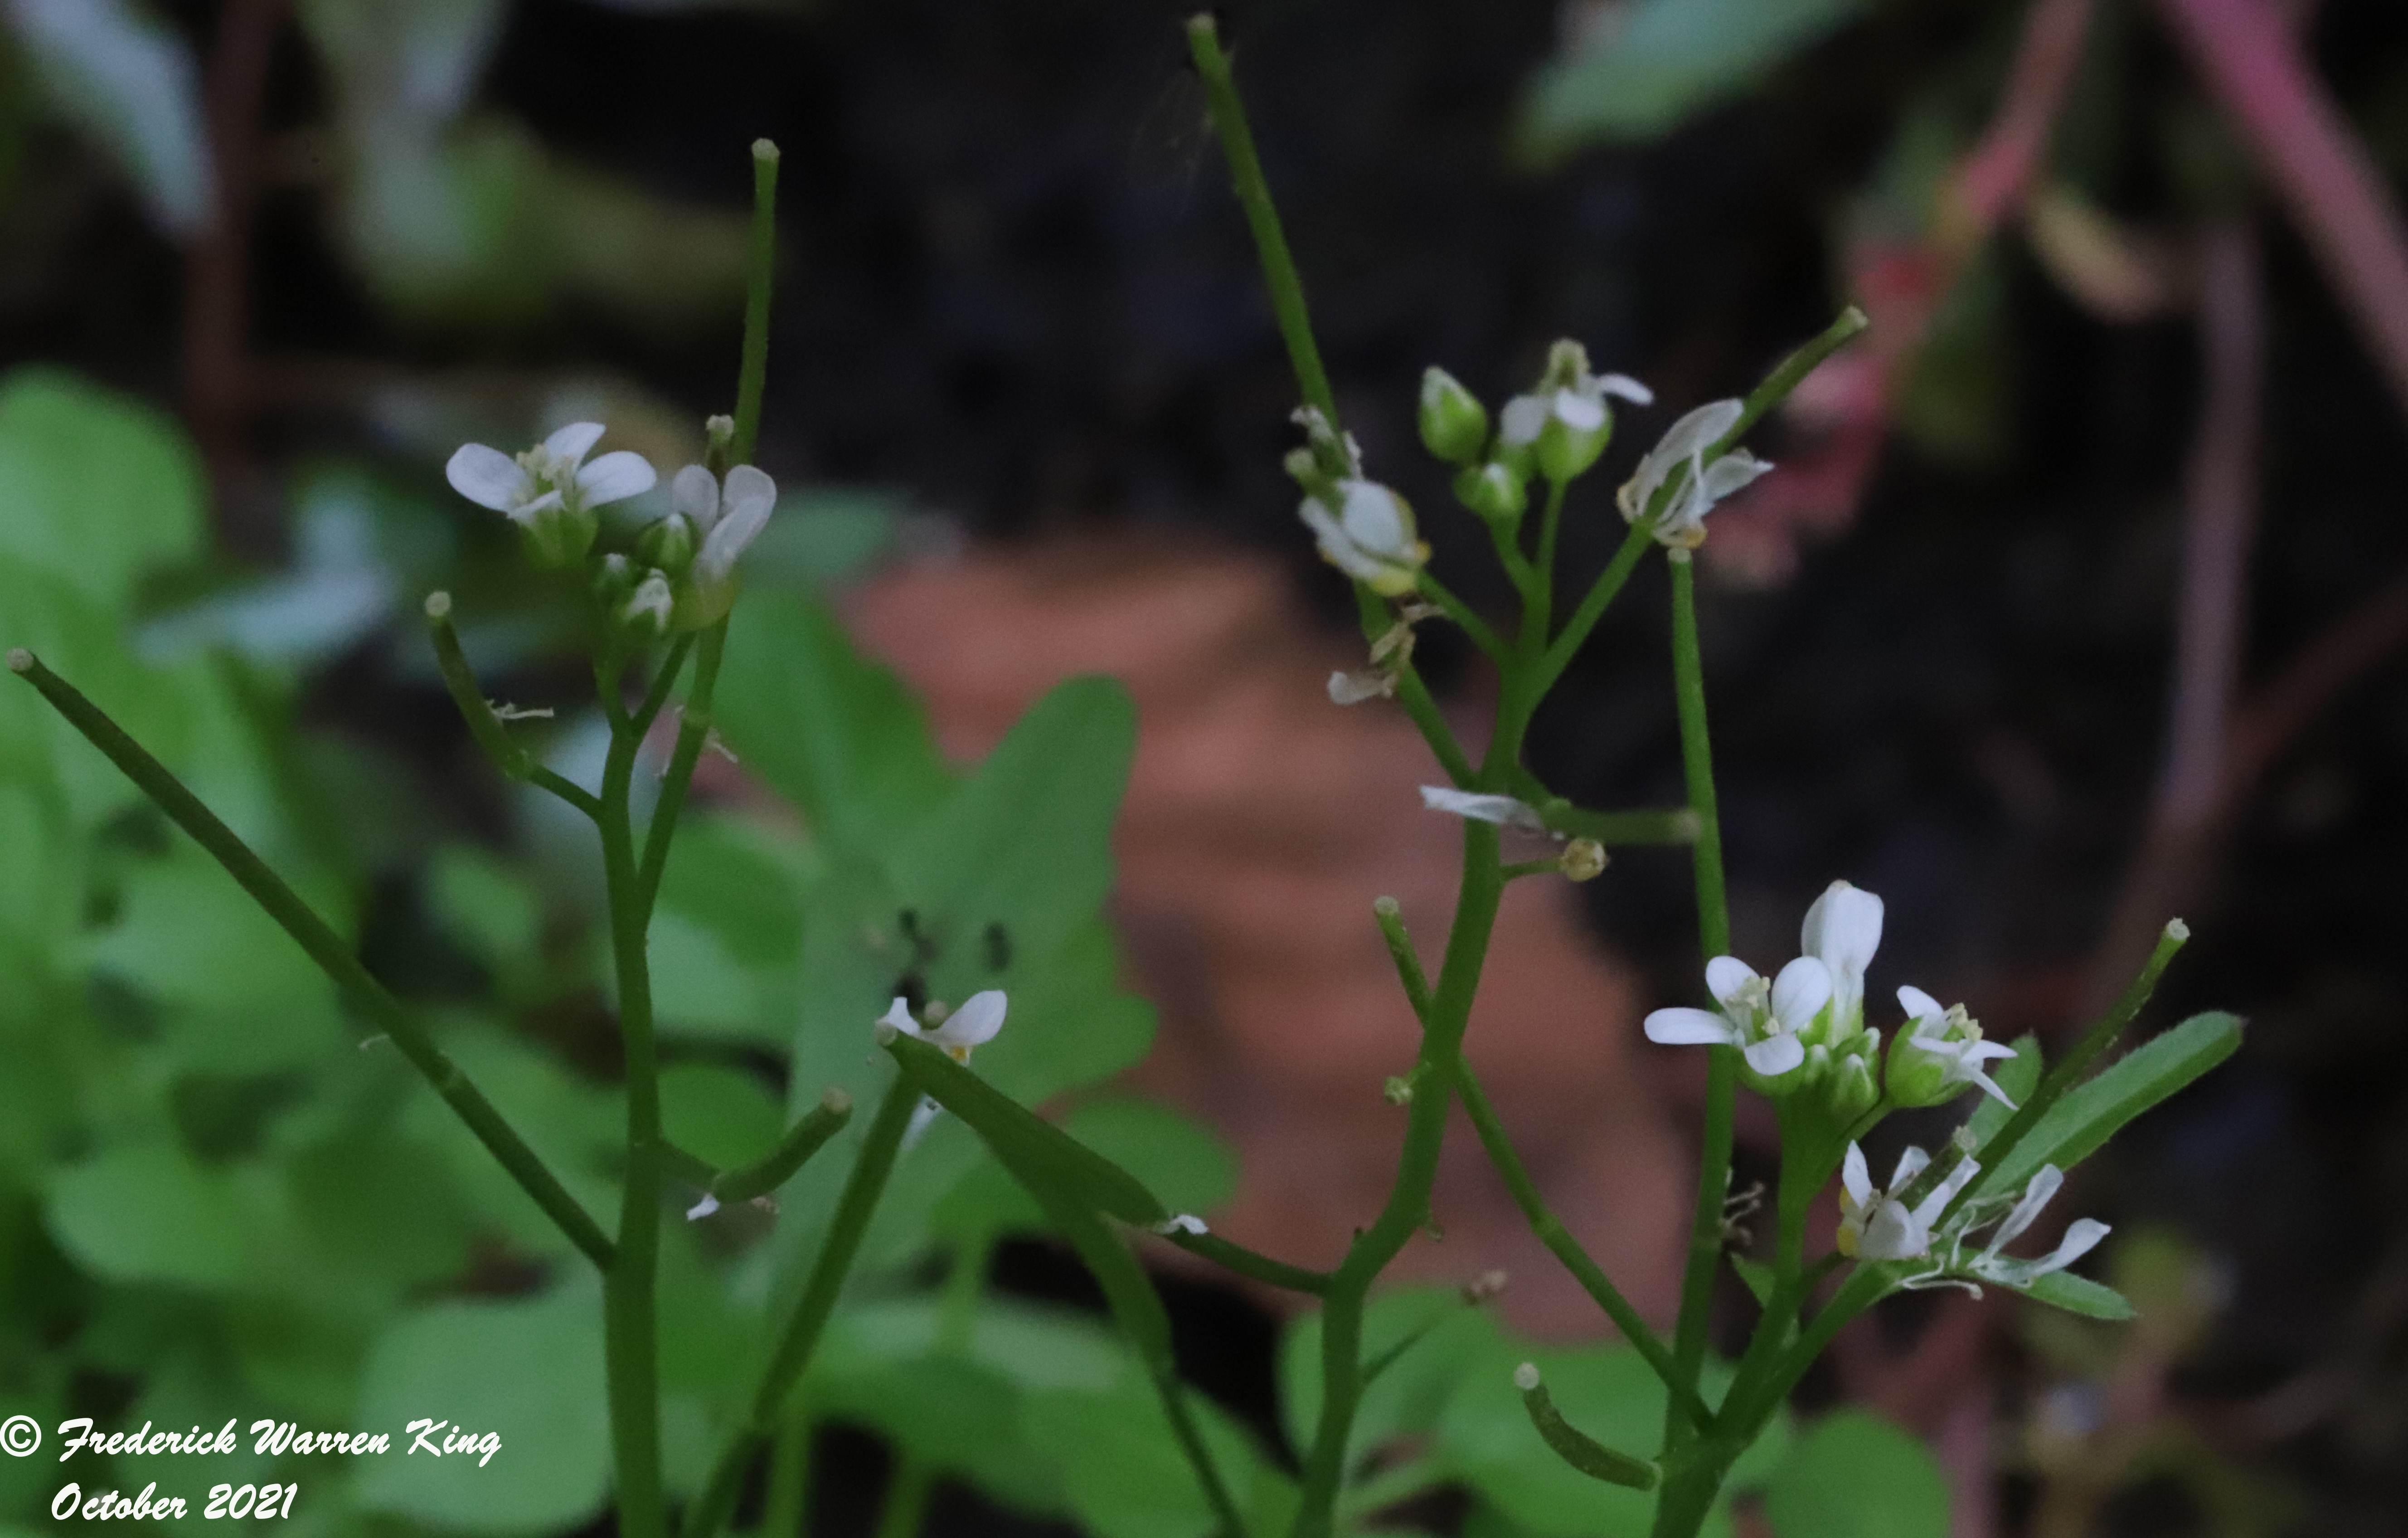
[1185, 13, 1339, 427]
[1414, 569, 1508, 662]
[1533, 479, 1568, 633]
[1539, 805, 1701, 846]
[757, 1412, 812, 1538]
[638, 623, 728, 919]
[423, 594, 602, 818]
[1538, 522, 1654, 696]
[706, 1089, 855, 1206]
[1715, 306, 1868, 453]
[601, 709, 667, 1538]
[634, 635, 697, 739]
[733, 141, 781, 463]
[8, 650, 614, 1269]
[684, 1078, 920, 1538]
[1665, 551, 1734, 1454]
[1165, 1231, 1332, 1295]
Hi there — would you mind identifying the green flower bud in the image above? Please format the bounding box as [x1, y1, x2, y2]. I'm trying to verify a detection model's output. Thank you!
[634, 512, 697, 578]
[1827, 1049, 1880, 1123]
[1536, 388, 1612, 484]
[1418, 367, 1490, 466]
[1455, 460, 1529, 524]
[592, 552, 638, 608]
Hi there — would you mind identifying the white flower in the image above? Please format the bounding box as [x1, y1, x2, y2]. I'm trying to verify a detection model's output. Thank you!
[1299, 479, 1428, 597]
[1837, 1143, 1979, 1262]
[1419, 785, 1546, 832]
[1801, 880, 1884, 1041]
[668, 463, 778, 583]
[446, 422, 657, 565]
[1614, 399, 1772, 548]
[1960, 1165, 2111, 1288]
[1891, 985, 2019, 1108]
[1498, 370, 1652, 484]
[876, 990, 1007, 1064]
[1328, 668, 1397, 705]
[1644, 954, 1833, 1079]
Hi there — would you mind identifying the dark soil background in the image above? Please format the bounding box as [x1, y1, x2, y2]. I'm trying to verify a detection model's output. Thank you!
[8, 0, 2408, 1531]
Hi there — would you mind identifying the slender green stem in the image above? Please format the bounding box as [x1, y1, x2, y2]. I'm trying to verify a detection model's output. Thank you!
[757, 1412, 812, 1538]
[1539, 804, 1701, 846]
[706, 1089, 856, 1206]
[637, 623, 728, 919]
[733, 141, 781, 463]
[1720, 1266, 1890, 1444]
[1538, 522, 1653, 696]
[1715, 306, 1868, 453]
[634, 635, 696, 739]
[684, 1079, 920, 1538]
[8, 650, 613, 1269]
[1186, 13, 1339, 427]
[1665, 551, 1735, 1455]
[1455, 1066, 1706, 1425]
[601, 709, 668, 1538]
[1533, 479, 1568, 634]
[1360, 586, 1476, 785]
[1166, 1230, 1332, 1295]
[1414, 569, 1507, 662]
[423, 594, 602, 819]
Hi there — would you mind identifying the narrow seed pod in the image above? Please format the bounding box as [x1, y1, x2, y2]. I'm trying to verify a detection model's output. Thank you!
[1515, 1366, 1659, 1490]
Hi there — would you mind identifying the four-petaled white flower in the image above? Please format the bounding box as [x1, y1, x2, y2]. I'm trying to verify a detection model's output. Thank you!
[1800, 879, 1883, 1041]
[1299, 479, 1430, 597]
[1419, 785, 1547, 833]
[877, 990, 1008, 1064]
[446, 422, 657, 566]
[1615, 399, 1772, 549]
[1837, 1142, 1979, 1261]
[1645, 954, 1833, 1079]
[1892, 985, 2019, 1108]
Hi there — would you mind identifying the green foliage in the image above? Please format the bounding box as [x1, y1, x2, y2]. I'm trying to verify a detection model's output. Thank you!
[1762, 1410, 1949, 1538]
[1991, 1012, 2243, 1189]
[1520, 0, 1870, 156]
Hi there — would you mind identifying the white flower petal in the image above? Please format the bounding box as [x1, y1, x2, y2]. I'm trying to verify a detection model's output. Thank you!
[576, 450, 659, 508]
[1499, 394, 1548, 447]
[1858, 1200, 1929, 1261]
[1896, 985, 1944, 1024]
[1842, 1143, 1873, 1208]
[1551, 388, 1606, 432]
[931, 989, 1007, 1051]
[1913, 1155, 1981, 1230]
[670, 463, 721, 526]
[685, 1192, 721, 1221]
[2033, 1218, 2111, 1276]
[1599, 373, 1653, 406]
[1891, 1145, 1932, 1191]
[1988, 1165, 2064, 1252]
[1654, 399, 1745, 466]
[1327, 669, 1393, 705]
[1743, 1032, 1806, 1077]
[1698, 449, 1772, 502]
[903, 1095, 944, 1150]
[446, 443, 533, 512]
[1703, 955, 1758, 1007]
[1418, 786, 1543, 830]
[876, 997, 920, 1039]
[1338, 481, 1411, 561]
[722, 463, 777, 526]
[1771, 956, 1834, 1031]
[511, 487, 564, 528]
[544, 421, 607, 465]
[1644, 1007, 1737, 1047]
[1300, 498, 1388, 583]
[1967, 1068, 2019, 1108]
[1801, 881, 1884, 984]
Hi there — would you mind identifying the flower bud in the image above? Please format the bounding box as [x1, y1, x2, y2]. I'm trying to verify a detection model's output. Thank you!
[592, 552, 638, 608]
[1827, 1050, 1880, 1123]
[634, 513, 697, 578]
[1418, 367, 1490, 466]
[1455, 461, 1528, 525]
[1559, 839, 1607, 882]
[1536, 388, 1612, 483]
[619, 571, 674, 639]
[1494, 394, 1546, 477]
[704, 413, 736, 475]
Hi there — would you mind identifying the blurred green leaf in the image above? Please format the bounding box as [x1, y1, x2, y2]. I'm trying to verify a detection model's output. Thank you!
[2015, 1270, 2137, 1321]
[1762, 1410, 1948, 1538]
[1993, 1012, 2243, 1189]
[45, 1143, 259, 1289]
[1282, 1285, 1500, 1458]
[1520, 0, 1869, 155]
[1061, 1099, 1237, 1217]
[659, 1063, 784, 1173]
[1022, 1374, 1287, 1538]
[0, 369, 205, 608]
[351, 1274, 611, 1534]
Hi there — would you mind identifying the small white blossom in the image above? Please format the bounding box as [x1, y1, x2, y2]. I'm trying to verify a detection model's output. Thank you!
[1801, 880, 1884, 1041]
[1645, 954, 1833, 1079]
[1837, 1143, 1980, 1262]
[668, 463, 778, 583]
[446, 422, 657, 565]
[1299, 479, 1429, 597]
[1615, 399, 1772, 548]
[1892, 985, 2019, 1108]
[876, 990, 1007, 1064]
[1419, 785, 1547, 832]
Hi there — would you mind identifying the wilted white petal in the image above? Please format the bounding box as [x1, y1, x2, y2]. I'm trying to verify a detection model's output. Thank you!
[1599, 373, 1653, 406]
[1328, 669, 1393, 705]
[929, 989, 1007, 1053]
[576, 450, 659, 508]
[1743, 1032, 1806, 1078]
[1338, 480, 1412, 561]
[544, 421, 607, 465]
[1988, 1165, 2065, 1252]
[1911, 1156, 1981, 1230]
[1418, 785, 1544, 830]
[1698, 449, 1772, 502]
[670, 463, 721, 526]
[1858, 1202, 1931, 1261]
[446, 443, 532, 512]
[1771, 956, 1834, 1031]
[2031, 1218, 2111, 1276]
[1644, 1007, 1738, 1047]
[1703, 955, 1758, 1007]
[1300, 499, 1388, 584]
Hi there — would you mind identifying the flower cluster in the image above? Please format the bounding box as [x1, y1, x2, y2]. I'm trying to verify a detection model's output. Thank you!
[445, 415, 777, 637]
[1838, 1144, 2110, 1295]
[1641, 881, 2017, 1116]
[1616, 399, 1773, 549]
[1419, 340, 1651, 531]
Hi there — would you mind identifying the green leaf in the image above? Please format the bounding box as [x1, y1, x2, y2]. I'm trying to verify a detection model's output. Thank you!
[1968, 1035, 2039, 1144]
[1992, 1012, 2243, 1188]
[351, 1275, 611, 1535]
[0, 369, 206, 607]
[1519, 0, 1869, 155]
[45, 1142, 258, 1288]
[1730, 1253, 1774, 1307]
[659, 1063, 784, 1173]
[888, 1035, 1168, 1230]
[1021, 1376, 1286, 1538]
[2014, 1270, 2136, 1322]
[1762, 1410, 1948, 1538]
[1062, 1099, 1237, 1217]
[1282, 1285, 1500, 1457]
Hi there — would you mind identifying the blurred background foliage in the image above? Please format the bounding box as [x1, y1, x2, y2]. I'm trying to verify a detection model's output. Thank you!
[2, 0, 2407, 1536]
